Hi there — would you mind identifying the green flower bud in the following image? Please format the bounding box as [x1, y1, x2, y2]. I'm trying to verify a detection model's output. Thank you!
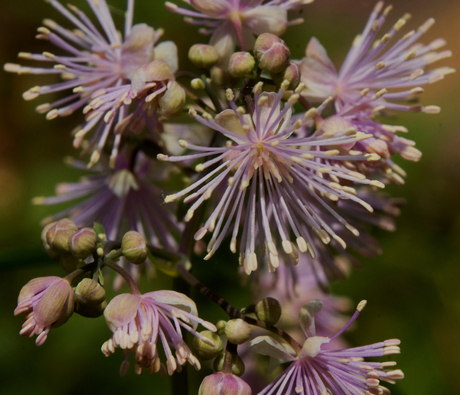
[213, 353, 245, 376]
[271, 61, 301, 90]
[46, 218, 78, 254]
[188, 44, 219, 69]
[225, 318, 251, 345]
[228, 52, 255, 78]
[59, 254, 81, 273]
[193, 330, 223, 360]
[210, 66, 225, 86]
[191, 78, 206, 90]
[121, 231, 148, 264]
[254, 33, 290, 74]
[75, 278, 106, 305]
[159, 80, 186, 119]
[199, 372, 251, 395]
[75, 300, 107, 318]
[255, 297, 282, 325]
[216, 320, 227, 333]
[69, 228, 97, 259]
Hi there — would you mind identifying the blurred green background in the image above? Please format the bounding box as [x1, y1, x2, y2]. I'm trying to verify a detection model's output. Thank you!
[0, 0, 459, 394]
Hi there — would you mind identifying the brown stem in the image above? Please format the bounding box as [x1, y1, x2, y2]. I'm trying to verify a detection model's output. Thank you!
[103, 260, 141, 295]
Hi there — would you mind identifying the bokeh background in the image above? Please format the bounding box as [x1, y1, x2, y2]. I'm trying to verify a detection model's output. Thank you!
[0, 0, 459, 394]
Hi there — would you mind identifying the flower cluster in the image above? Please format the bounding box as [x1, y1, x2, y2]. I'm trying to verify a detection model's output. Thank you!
[7, 0, 452, 393]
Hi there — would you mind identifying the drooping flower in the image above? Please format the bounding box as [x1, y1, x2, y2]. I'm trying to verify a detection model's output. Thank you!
[251, 300, 404, 395]
[101, 290, 217, 376]
[166, 0, 312, 62]
[4, 0, 183, 166]
[14, 276, 75, 346]
[299, 1, 454, 113]
[33, 150, 180, 288]
[160, 88, 385, 274]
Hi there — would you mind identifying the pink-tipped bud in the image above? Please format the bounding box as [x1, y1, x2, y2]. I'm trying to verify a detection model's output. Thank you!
[193, 330, 223, 360]
[254, 33, 290, 74]
[228, 52, 256, 78]
[46, 218, 78, 254]
[199, 372, 251, 395]
[225, 318, 251, 345]
[15, 276, 75, 345]
[41, 222, 59, 260]
[271, 61, 301, 90]
[189, 44, 219, 69]
[69, 227, 97, 259]
[121, 231, 148, 264]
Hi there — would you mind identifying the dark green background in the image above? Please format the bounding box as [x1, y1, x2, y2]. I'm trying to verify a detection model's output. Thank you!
[0, 0, 459, 394]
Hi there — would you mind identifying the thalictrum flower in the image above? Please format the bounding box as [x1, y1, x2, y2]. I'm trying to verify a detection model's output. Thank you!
[160, 88, 385, 274]
[33, 151, 180, 288]
[14, 276, 74, 346]
[4, 0, 182, 166]
[166, 0, 312, 62]
[299, 1, 454, 113]
[251, 300, 404, 395]
[101, 290, 217, 376]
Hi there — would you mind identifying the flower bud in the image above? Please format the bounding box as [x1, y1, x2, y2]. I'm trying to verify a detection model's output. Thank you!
[228, 52, 255, 78]
[216, 320, 227, 333]
[199, 372, 251, 395]
[193, 330, 223, 360]
[210, 66, 225, 86]
[69, 227, 97, 259]
[189, 44, 219, 69]
[254, 33, 290, 74]
[191, 78, 206, 90]
[41, 222, 59, 260]
[159, 80, 186, 118]
[46, 218, 78, 254]
[271, 61, 301, 90]
[75, 278, 106, 305]
[121, 231, 148, 264]
[255, 297, 282, 325]
[59, 254, 81, 273]
[225, 318, 251, 345]
[213, 353, 245, 376]
[75, 300, 107, 318]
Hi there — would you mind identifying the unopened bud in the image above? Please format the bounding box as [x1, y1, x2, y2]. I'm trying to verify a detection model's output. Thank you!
[159, 80, 186, 118]
[199, 372, 251, 395]
[228, 52, 255, 78]
[59, 254, 81, 273]
[121, 231, 148, 264]
[254, 33, 290, 74]
[271, 61, 300, 90]
[216, 320, 227, 333]
[191, 78, 206, 90]
[225, 318, 251, 345]
[210, 66, 225, 86]
[75, 278, 106, 305]
[193, 330, 223, 360]
[46, 218, 78, 254]
[189, 44, 219, 69]
[41, 222, 59, 260]
[255, 297, 282, 325]
[75, 300, 107, 318]
[69, 228, 97, 259]
[213, 353, 246, 376]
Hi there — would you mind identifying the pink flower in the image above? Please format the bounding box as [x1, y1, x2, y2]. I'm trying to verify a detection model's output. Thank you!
[14, 276, 74, 346]
[102, 291, 217, 376]
[299, 1, 454, 113]
[4, 0, 181, 166]
[251, 300, 404, 395]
